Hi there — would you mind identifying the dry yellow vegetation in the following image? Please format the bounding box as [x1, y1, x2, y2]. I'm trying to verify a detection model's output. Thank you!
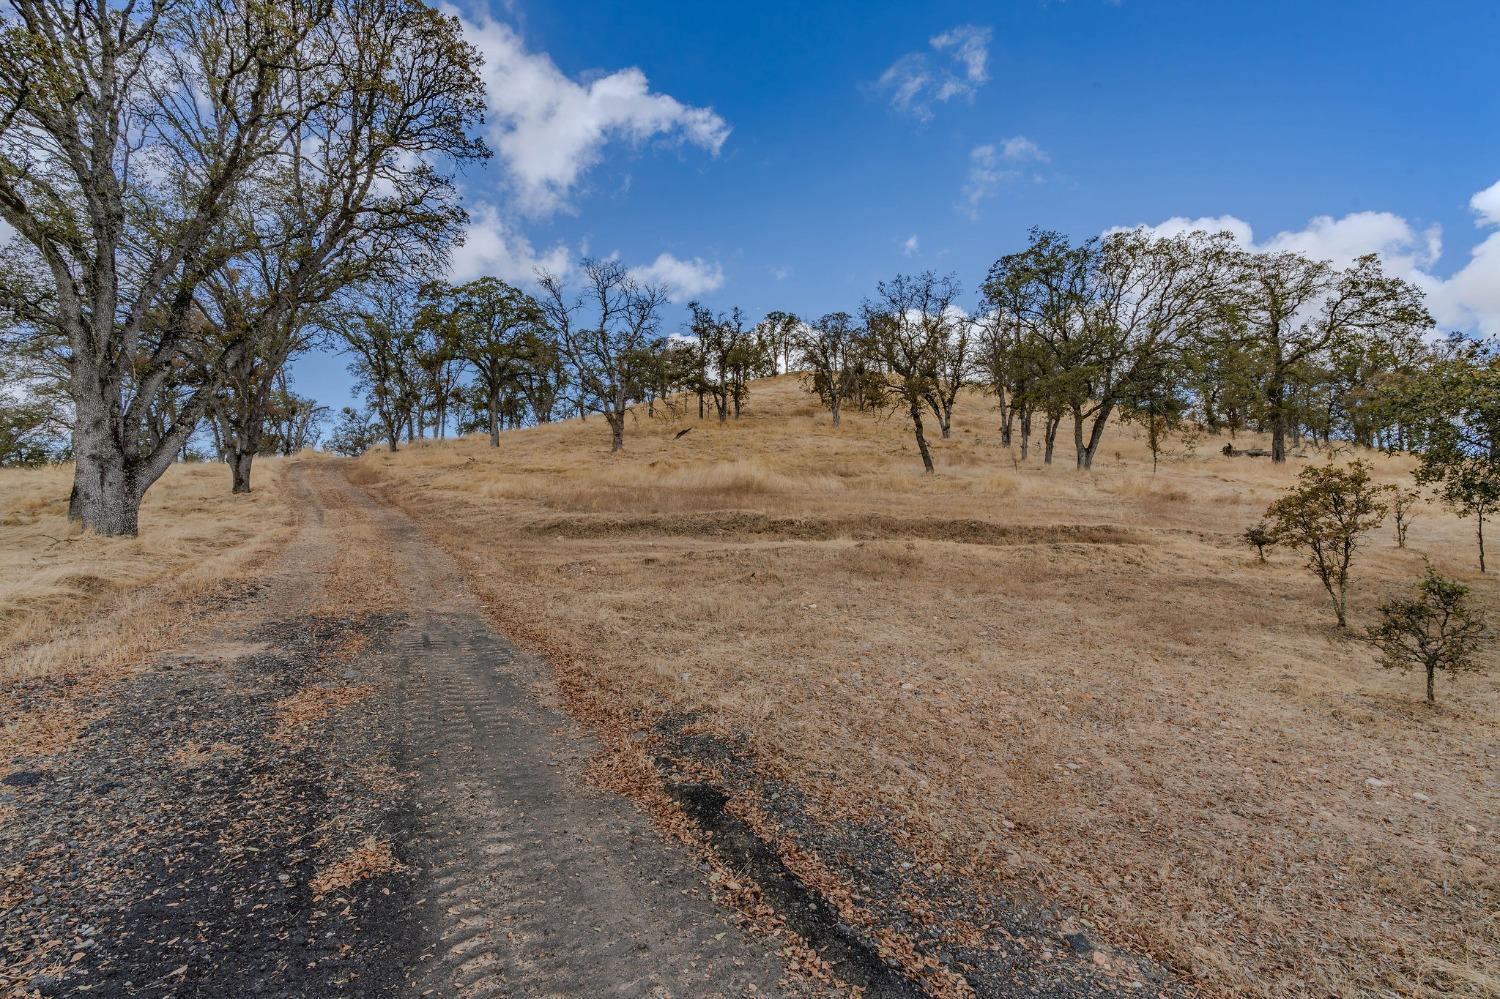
[0, 460, 296, 681]
[357, 375, 1498, 999]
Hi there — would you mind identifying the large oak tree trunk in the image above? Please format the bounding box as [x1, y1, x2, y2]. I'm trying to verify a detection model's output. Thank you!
[70, 441, 142, 536]
[228, 449, 256, 494]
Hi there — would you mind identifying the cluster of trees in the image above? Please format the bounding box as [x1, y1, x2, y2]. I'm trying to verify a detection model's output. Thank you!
[330, 261, 803, 456]
[796, 227, 1435, 475]
[0, 0, 1496, 560]
[0, 0, 488, 532]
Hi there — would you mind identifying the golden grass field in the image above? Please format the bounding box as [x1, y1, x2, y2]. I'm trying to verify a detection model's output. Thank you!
[0, 460, 297, 776]
[0, 378, 1494, 998]
[350, 376, 1497, 999]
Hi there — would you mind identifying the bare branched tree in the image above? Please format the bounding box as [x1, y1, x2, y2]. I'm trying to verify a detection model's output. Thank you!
[538, 259, 668, 453]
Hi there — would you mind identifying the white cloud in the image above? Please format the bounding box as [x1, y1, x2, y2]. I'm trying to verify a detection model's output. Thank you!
[1119, 179, 1500, 336]
[1470, 179, 1500, 226]
[998, 135, 1050, 164]
[902, 234, 920, 256]
[878, 25, 992, 121]
[628, 252, 725, 298]
[959, 137, 1045, 219]
[447, 202, 572, 284]
[769, 265, 791, 281]
[452, 8, 729, 216]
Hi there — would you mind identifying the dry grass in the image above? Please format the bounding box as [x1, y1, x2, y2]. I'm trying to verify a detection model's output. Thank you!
[308, 836, 406, 899]
[359, 375, 1499, 999]
[0, 460, 297, 681]
[270, 684, 375, 743]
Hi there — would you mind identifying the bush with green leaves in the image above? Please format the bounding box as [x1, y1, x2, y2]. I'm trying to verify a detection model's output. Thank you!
[1367, 566, 1487, 703]
[1243, 521, 1276, 562]
[1265, 460, 1391, 628]
[325, 408, 380, 458]
[1391, 487, 1420, 548]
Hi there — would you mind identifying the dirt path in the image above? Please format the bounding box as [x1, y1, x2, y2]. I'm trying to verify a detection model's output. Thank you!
[2, 460, 816, 998]
[304, 462, 807, 997]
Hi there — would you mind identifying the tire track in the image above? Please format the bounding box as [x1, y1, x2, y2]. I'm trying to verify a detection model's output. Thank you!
[300, 463, 807, 998]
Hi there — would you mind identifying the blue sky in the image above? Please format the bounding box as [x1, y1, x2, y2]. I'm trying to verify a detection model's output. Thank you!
[294, 0, 1500, 411]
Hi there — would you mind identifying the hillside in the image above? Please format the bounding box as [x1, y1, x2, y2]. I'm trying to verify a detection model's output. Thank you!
[351, 374, 1499, 998]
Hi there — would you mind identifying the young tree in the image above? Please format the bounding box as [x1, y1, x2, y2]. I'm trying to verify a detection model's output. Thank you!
[325, 407, 378, 457]
[863, 273, 961, 473]
[1265, 460, 1392, 628]
[1392, 488, 1420, 549]
[1243, 521, 1276, 562]
[796, 312, 863, 428]
[1367, 566, 1487, 703]
[539, 259, 669, 452]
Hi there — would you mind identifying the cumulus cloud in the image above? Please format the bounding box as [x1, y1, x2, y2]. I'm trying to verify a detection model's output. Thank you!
[628, 252, 725, 298]
[1470, 179, 1500, 226]
[447, 203, 573, 284]
[902, 234, 920, 256]
[878, 25, 992, 121]
[959, 137, 1046, 219]
[452, 7, 729, 216]
[1119, 180, 1500, 336]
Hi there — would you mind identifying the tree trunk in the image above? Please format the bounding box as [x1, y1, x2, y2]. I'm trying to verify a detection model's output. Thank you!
[610, 417, 624, 452]
[1043, 413, 1060, 465]
[1426, 664, 1436, 703]
[488, 387, 501, 447]
[1268, 377, 1288, 463]
[70, 443, 142, 536]
[228, 449, 255, 494]
[69, 404, 144, 536]
[1076, 403, 1114, 471]
[1479, 511, 1487, 573]
[831, 397, 841, 428]
[1019, 408, 1032, 461]
[908, 400, 934, 474]
[1000, 397, 1014, 448]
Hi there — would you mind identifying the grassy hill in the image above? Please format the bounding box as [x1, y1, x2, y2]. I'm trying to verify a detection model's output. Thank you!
[355, 374, 1497, 998]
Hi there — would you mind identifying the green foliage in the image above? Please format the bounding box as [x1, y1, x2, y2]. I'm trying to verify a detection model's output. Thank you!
[0, 400, 57, 467]
[1242, 521, 1276, 562]
[1366, 565, 1488, 703]
[1408, 342, 1500, 570]
[1265, 460, 1391, 627]
[325, 408, 379, 457]
[1391, 488, 1420, 548]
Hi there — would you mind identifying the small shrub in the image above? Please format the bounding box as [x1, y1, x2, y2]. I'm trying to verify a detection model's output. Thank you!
[1392, 488, 1420, 548]
[1243, 521, 1276, 562]
[1266, 460, 1391, 628]
[1366, 565, 1487, 703]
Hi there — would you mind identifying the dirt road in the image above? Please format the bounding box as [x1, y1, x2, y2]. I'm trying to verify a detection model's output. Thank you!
[2, 460, 1185, 998]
